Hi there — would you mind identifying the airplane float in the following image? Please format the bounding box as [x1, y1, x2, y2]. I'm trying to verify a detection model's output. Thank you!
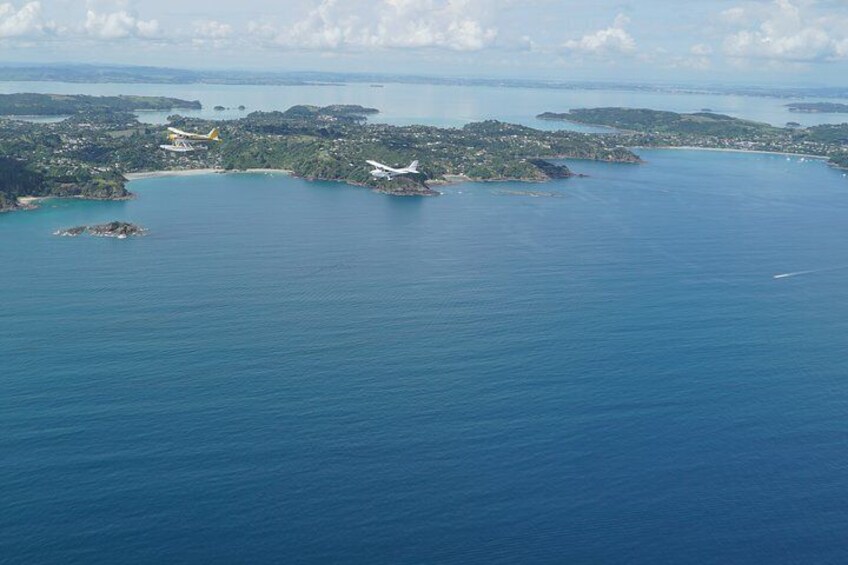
[367, 160, 419, 180]
[160, 127, 221, 153]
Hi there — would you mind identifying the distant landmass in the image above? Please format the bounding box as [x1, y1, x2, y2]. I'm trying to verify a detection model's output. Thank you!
[786, 102, 848, 114]
[2, 64, 848, 100]
[0, 93, 201, 116]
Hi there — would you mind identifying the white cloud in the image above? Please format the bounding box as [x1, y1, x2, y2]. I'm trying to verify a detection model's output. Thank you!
[250, 0, 497, 52]
[191, 19, 233, 47]
[193, 19, 232, 39]
[562, 14, 636, 55]
[0, 1, 50, 38]
[723, 0, 848, 62]
[691, 43, 712, 56]
[84, 9, 158, 40]
[720, 6, 748, 25]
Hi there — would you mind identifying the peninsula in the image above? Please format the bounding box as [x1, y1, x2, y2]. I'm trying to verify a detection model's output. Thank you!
[538, 107, 848, 168]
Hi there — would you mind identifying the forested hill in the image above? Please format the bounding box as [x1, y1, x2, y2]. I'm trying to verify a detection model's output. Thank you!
[0, 158, 47, 210]
[0, 93, 201, 116]
[0, 103, 643, 210]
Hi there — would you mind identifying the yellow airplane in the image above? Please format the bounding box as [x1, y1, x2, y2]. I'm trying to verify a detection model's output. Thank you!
[160, 127, 221, 153]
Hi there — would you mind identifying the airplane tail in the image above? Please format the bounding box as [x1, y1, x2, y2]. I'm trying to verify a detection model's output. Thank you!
[208, 128, 220, 141]
[408, 160, 419, 172]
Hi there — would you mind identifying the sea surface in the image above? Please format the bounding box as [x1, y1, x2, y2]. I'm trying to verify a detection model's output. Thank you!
[3, 80, 848, 129]
[3, 150, 848, 563]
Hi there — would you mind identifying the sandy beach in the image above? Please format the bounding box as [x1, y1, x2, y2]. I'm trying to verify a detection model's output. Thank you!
[124, 169, 222, 180]
[17, 196, 46, 205]
[642, 146, 830, 160]
[124, 168, 293, 181]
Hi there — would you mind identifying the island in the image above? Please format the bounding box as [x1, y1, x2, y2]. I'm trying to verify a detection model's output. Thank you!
[0, 93, 201, 116]
[54, 221, 147, 238]
[786, 102, 848, 114]
[0, 101, 640, 211]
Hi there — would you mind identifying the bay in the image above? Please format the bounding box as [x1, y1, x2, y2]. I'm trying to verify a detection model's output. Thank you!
[3, 150, 848, 563]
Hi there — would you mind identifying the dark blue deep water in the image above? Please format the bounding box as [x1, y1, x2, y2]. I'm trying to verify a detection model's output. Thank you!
[3, 150, 848, 563]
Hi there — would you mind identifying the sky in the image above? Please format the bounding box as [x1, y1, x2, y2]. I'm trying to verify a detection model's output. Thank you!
[1, 0, 848, 85]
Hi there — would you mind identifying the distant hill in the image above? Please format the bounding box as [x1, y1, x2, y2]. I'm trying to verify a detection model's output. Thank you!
[797, 124, 848, 144]
[0, 157, 47, 210]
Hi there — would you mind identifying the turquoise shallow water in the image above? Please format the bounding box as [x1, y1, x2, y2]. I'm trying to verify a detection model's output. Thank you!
[3, 151, 848, 563]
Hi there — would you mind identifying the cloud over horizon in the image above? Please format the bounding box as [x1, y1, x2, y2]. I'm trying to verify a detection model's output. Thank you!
[0, 1, 52, 38]
[562, 14, 636, 56]
[722, 0, 848, 62]
[246, 0, 498, 52]
[84, 9, 159, 39]
[1, 0, 848, 83]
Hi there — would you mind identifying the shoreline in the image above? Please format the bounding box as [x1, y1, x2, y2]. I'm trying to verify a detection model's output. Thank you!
[634, 146, 831, 160]
[12, 193, 133, 212]
[124, 168, 294, 181]
[17, 196, 46, 205]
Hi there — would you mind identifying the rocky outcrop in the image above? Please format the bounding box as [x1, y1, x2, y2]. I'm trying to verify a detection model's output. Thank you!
[54, 221, 147, 238]
[374, 176, 440, 196]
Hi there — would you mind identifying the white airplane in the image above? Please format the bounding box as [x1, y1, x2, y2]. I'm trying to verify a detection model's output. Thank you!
[160, 127, 221, 153]
[367, 159, 419, 180]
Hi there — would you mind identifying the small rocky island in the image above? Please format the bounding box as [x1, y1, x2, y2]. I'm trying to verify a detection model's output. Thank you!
[55, 221, 147, 238]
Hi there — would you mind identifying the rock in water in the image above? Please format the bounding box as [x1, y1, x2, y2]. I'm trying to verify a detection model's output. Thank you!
[54, 221, 147, 238]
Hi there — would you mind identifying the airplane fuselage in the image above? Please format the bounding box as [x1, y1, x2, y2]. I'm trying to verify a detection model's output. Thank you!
[366, 160, 419, 180]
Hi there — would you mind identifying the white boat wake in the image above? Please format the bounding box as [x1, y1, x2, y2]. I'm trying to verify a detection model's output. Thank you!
[773, 265, 848, 280]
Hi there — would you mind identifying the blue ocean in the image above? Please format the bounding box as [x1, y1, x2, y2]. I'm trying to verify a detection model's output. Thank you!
[3, 149, 848, 563]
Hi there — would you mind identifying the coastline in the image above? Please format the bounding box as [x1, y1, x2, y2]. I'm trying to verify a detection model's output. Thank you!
[124, 168, 294, 181]
[9, 193, 133, 213]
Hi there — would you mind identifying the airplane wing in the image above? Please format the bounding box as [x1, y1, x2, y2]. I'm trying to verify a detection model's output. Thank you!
[168, 127, 217, 141]
[367, 160, 405, 173]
